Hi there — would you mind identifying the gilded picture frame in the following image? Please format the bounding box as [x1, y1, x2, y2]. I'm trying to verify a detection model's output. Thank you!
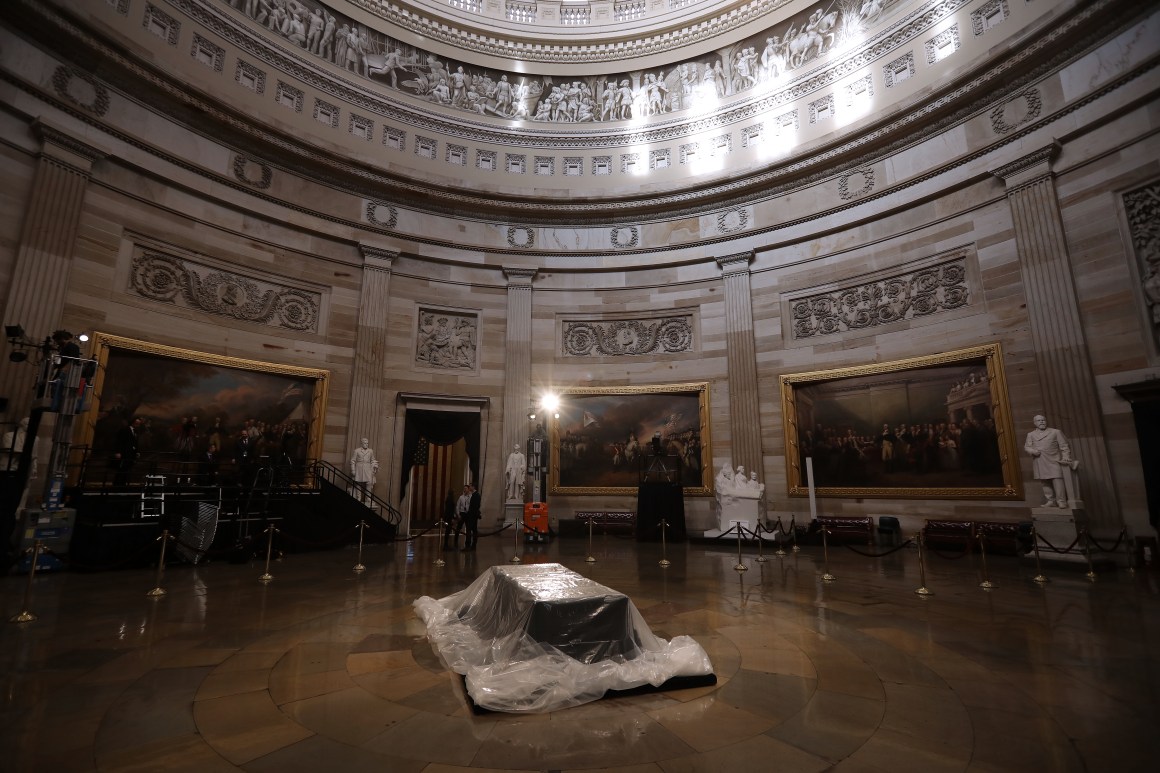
[81, 333, 329, 467]
[549, 382, 712, 496]
[780, 343, 1021, 499]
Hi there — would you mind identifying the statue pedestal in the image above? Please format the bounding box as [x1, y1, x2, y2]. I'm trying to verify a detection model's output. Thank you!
[504, 503, 524, 527]
[704, 497, 773, 539]
[1031, 508, 1088, 565]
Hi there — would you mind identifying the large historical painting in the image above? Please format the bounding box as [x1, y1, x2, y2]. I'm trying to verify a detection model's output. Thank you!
[82, 334, 329, 468]
[550, 383, 711, 496]
[780, 344, 1021, 498]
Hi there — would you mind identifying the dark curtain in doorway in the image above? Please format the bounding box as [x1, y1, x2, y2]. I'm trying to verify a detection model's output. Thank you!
[399, 409, 481, 499]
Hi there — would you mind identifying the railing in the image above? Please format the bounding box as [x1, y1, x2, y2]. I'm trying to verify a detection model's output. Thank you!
[448, 0, 482, 12]
[506, 0, 537, 23]
[309, 460, 402, 526]
[614, 0, 647, 22]
[560, 3, 591, 25]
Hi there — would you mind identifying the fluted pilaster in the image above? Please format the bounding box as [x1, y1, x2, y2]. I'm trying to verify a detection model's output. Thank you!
[716, 251, 762, 479]
[348, 245, 397, 493]
[1, 120, 104, 419]
[993, 144, 1120, 528]
[501, 267, 536, 488]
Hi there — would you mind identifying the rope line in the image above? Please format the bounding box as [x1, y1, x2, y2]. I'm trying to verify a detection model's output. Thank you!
[842, 538, 915, 558]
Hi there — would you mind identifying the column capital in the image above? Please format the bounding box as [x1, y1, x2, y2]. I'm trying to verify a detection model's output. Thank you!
[358, 244, 398, 271]
[716, 251, 754, 277]
[32, 118, 106, 175]
[503, 266, 537, 287]
[991, 142, 1060, 192]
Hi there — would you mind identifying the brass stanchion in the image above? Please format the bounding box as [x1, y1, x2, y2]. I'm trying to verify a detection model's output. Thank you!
[146, 529, 171, 597]
[658, 519, 671, 568]
[585, 516, 596, 564]
[1081, 528, 1096, 582]
[821, 528, 835, 582]
[258, 525, 277, 583]
[774, 518, 787, 557]
[790, 517, 800, 553]
[354, 520, 368, 572]
[978, 534, 995, 589]
[9, 541, 43, 623]
[1030, 523, 1049, 584]
[755, 523, 768, 563]
[915, 532, 932, 596]
[734, 522, 748, 573]
[510, 514, 522, 564]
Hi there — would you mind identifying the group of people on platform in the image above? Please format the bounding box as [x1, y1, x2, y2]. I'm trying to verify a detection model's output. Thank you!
[105, 413, 309, 486]
[800, 416, 1002, 485]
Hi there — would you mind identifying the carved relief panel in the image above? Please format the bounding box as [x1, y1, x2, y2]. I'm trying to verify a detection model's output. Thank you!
[126, 239, 323, 333]
[1122, 180, 1160, 349]
[783, 248, 977, 345]
[560, 313, 696, 357]
[414, 306, 480, 372]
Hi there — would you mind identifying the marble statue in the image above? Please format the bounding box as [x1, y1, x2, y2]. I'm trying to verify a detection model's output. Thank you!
[1024, 415, 1080, 509]
[505, 444, 527, 502]
[350, 437, 379, 501]
[712, 459, 765, 532]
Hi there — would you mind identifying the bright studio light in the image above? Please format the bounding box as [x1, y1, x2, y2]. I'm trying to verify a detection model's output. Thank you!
[540, 393, 559, 415]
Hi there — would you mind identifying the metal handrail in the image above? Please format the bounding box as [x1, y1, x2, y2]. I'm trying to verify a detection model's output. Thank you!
[309, 460, 402, 526]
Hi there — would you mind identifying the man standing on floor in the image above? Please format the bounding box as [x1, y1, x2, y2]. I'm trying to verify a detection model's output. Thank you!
[462, 483, 481, 551]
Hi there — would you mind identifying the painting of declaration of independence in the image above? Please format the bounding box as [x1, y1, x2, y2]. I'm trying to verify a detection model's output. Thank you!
[780, 344, 1021, 499]
[82, 333, 328, 482]
[550, 384, 711, 496]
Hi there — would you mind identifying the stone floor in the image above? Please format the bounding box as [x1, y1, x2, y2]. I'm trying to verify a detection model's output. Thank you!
[1, 528, 1158, 772]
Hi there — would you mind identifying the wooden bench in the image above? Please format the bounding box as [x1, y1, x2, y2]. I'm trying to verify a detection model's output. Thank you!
[816, 516, 874, 544]
[922, 520, 1031, 554]
[575, 511, 636, 534]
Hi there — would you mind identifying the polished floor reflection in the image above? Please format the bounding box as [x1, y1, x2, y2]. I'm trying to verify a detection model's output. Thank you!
[2, 530, 1158, 772]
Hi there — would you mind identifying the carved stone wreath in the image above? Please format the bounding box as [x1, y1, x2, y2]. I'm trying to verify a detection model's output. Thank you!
[791, 259, 969, 338]
[990, 88, 1042, 134]
[130, 252, 320, 331]
[231, 155, 273, 189]
[51, 66, 110, 117]
[563, 317, 694, 357]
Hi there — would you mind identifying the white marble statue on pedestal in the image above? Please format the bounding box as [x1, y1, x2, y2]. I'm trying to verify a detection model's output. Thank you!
[710, 460, 765, 533]
[350, 438, 379, 503]
[504, 444, 526, 502]
[1024, 414, 1082, 509]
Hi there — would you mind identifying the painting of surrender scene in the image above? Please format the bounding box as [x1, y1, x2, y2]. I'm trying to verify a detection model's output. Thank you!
[550, 383, 711, 495]
[82, 334, 328, 477]
[780, 344, 1021, 498]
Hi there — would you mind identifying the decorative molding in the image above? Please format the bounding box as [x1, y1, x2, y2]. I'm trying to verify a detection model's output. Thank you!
[883, 51, 914, 87]
[358, 244, 399, 270]
[1122, 180, 1160, 338]
[415, 307, 479, 371]
[717, 209, 749, 234]
[972, 0, 1010, 37]
[129, 250, 321, 332]
[991, 141, 1058, 189]
[32, 119, 107, 168]
[790, 256, 970, 339]
[51, 66, 110, 117]
[925, 24, 961, 65]
[234, 59, 266, 93]
[990, 87, 1042, 134]
[503, 266, 537, 286]
[364, 200, 398, 228]
[716, 251, 754, 276]
[231, 154, 273, 188]
[143, 3, 180, 45]
[507, 226, 535, 249]
[191, 33, 226, 72]
[838, 168, 875, 200]
[562, 315, 695, 357]
[610, 226, 639, 249]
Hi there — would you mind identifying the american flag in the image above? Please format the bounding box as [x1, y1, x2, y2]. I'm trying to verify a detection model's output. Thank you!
[411, 440, 455, 524]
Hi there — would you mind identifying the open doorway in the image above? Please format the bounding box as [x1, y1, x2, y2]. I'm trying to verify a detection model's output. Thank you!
[399, 408, 481, 530]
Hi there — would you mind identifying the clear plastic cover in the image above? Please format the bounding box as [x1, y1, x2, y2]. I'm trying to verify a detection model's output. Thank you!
[414, 563, 714, 713]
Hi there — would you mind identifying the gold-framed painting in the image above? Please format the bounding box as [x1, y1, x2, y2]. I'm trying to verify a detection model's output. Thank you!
[81, 333, 329, 467]
[780, 343, 1021, 499]
[549, 382, 711, 496]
